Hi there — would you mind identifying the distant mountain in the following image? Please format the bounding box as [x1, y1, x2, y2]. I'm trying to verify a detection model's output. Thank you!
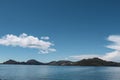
[3, 59, 19, 64]
[48, 60, 73, 66]
[48, 58, 120, 66]
[3, 59, 44, 65]
[73, 58, 120, 66]
[3, 58, 120, 66]
[26, 59, 44, 65]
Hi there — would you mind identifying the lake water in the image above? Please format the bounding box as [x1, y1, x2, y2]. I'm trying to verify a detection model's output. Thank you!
[0, 65, 120, 80]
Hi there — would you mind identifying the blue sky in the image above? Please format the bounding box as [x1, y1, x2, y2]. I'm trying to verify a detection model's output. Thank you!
[0, 0, 120, 62]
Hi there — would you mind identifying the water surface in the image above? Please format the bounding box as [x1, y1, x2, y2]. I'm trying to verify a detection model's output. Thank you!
[0, 65, 120, 80]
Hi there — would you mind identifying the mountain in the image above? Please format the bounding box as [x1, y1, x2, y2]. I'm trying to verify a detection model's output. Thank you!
[73, 58, 120, 66]
[3, 59, 19, 64]
[47, 58, 120, 66]
[3, 59, 44, 65]
[2, 58, 120, 66]
[48, 60, 73, 66]
[26, 59, 44, 65]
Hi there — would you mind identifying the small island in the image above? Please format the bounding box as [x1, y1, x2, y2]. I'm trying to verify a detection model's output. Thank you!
[2, 58, 120, 66]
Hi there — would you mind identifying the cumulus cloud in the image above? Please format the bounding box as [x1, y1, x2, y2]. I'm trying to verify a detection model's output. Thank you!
[0, 33, 56, 54]
[102, 51, 120, 61]
[68, 35, 120, 61]
[102, 35, 120, 61]
[106, 35, 120, 50]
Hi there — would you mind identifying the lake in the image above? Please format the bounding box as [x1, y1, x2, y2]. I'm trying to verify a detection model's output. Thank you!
[0, 65, 120, 80]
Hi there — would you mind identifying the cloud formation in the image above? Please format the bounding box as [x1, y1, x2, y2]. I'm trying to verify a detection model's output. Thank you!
[102, 35, 120, 61]
[0, 33, 56, 54]
[68, 35, 120, 61]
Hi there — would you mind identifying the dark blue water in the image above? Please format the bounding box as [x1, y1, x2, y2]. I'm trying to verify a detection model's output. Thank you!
[0, 65, 120, 80]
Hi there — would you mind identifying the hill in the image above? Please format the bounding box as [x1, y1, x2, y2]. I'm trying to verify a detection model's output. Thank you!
[3, 58, 120, 66]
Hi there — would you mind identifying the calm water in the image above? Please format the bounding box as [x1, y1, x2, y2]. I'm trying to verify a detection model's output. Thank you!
[0, 65, 120, 80]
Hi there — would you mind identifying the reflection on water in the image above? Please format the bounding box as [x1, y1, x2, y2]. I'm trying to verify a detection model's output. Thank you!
[0, 65, 120, 80]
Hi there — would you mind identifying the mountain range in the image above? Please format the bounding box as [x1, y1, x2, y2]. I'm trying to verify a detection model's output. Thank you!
[2, 58, 120, 66]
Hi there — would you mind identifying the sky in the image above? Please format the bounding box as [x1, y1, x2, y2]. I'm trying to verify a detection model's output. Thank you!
[0, 0, 120, 62]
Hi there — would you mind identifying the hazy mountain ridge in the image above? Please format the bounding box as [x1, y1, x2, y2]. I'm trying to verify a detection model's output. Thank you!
[3, 58, 120, 66]
[3, 59, 44, 65]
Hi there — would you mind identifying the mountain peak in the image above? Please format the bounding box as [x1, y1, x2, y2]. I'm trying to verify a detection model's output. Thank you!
[3, 59, 19, 64]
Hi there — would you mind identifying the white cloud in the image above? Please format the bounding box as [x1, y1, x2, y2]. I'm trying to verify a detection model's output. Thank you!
[106, 35, 120, 50]
[0, 33, 56, 54]
[102, 51, 120, 61]
[41, 36, 50, 40]
[68, 35, 120, 61]
[102, 35, 120, 61]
